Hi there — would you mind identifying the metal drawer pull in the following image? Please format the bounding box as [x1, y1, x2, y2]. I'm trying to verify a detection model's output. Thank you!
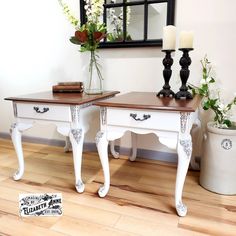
[130, 113, 151, 121]
[33, 106, 49, 113]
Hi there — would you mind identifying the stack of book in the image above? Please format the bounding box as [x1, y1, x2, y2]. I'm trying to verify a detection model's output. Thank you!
[52, 82, 84, 93]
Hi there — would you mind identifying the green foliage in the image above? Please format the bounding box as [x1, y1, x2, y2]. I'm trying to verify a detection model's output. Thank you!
[58, 0, 106, 53]
[82, 23, 105, 52]
[58, 0, 79, 27]
[69, 37, 81, 45]
[188, 56, 236, 128]
[107, 33, 132, 42]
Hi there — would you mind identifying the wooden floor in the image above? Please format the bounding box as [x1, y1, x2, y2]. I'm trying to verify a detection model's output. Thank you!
[0, 138, 236, 236]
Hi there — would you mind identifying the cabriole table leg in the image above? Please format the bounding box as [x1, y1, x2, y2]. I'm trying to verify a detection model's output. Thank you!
[69, 128, 85, 193]
[96, 131, 110, 197]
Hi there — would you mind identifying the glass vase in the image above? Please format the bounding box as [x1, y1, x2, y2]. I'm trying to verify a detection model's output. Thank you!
[84, 50, 103, 95]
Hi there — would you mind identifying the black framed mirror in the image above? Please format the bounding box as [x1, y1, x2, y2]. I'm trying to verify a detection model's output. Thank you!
[80, 0, 175, 48]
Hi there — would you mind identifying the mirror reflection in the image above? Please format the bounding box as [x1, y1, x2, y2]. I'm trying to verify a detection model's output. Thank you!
[148, 3, 167, 40]
[106, 7, 124, 42]
[127, 5, 144, 41]
[80, 0, 175, 48]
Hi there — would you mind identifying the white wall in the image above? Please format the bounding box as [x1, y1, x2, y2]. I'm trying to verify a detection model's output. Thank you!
[0, 0, 236, 154]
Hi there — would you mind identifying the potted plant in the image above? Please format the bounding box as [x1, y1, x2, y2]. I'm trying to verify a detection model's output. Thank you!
[189, 56, 236, 195]
[58, 0, 106, 94]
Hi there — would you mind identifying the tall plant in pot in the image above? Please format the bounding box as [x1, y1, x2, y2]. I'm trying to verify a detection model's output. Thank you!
[189, 56, 236, 194]
[59, 0, 106, 94]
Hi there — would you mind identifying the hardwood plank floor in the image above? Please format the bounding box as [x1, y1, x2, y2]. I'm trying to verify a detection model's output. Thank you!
[0, 138, 236, 236]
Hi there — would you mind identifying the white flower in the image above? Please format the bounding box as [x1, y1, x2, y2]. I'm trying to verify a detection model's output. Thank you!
[200, 77, 211, 85]
[218, 123, 228, 128]
[85, 0, 104, 23]
[218, 103, 226, 111]
[217, 101, 231, 119]
[209, 90, 219, 100]
[107, 4, 131, 40]
[196, 56, 236, 128]
[206, 77, 212, 83]
[126, 6, 131, 25]
[200, 79, 207, 85]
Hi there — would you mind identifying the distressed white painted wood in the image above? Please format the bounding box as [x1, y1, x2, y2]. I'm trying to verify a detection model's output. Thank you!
[10, 122, 33, 180]
[16, 103, 71, 122]
[9, 103, 91, 193]
[70, 128, 85, 193]
[190, 116, 201, 170]
[96, 106, 199, 217]
[129, 132, 137, 161]
[175, 112, 192, 217]
[64, 136, 72, 153]
[96, 131, 110, 197]
[107, 108, 180, 131]
[110, 141, 119, 159]
[7, 91, 118, 193]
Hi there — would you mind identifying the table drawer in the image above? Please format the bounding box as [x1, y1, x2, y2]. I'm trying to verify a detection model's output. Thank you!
[107, 108, 180, 131]
[16, 103, 71, 122]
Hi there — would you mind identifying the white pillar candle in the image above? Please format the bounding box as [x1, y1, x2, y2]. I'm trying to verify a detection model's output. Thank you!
[179, 31, 194, 48]
[162, 25, 176, 50]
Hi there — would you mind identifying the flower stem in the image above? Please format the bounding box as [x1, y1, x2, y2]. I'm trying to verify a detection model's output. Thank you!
[88, 50, 94, 91]
[87, 50, 103, 93]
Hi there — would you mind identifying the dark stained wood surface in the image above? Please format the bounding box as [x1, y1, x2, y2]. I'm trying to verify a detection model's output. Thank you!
[94, 92, 202, 112]
[5, 91, 120, 105]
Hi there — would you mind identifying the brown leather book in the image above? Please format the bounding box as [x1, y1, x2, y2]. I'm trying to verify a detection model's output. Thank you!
[53, 90, 83, 93]
[57, 82, 83, 86]
[52, 85, 84, 93]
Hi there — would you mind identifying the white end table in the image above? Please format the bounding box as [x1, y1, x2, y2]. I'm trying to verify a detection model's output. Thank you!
[5, 91, 119, 192]
[94, 92, 201, 216]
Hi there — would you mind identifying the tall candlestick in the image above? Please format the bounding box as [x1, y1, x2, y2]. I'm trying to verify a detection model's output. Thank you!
[157, 50, 175, 98]
[179, 31, 194, 49]
[175, 48, 193, 99]
[162, 25, 176, 50]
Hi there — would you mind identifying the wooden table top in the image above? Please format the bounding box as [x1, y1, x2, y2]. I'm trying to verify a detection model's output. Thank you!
[5, 91, 120, 105]
[94, 92, 202, 112]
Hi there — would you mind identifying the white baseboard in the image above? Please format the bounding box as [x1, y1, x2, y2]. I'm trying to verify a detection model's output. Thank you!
[0, 132, 177, 163]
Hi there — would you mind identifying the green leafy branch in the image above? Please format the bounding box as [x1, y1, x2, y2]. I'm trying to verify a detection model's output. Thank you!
[188, 56, 236, 128]
[58, 0, 79, 27]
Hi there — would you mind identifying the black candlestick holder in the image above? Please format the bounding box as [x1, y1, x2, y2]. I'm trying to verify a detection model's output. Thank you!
[175, 48, 193, 99]
[157, 49, 175, 98]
